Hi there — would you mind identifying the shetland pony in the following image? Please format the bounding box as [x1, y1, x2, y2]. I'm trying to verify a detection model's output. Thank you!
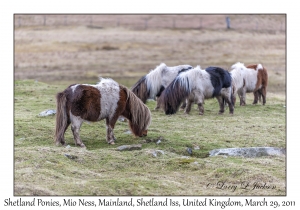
[158, 66, 234, 115]
[131, 63, 192, 109]
[246, 63, 268, 105]
[55, 78, 151, 147]
[230, 62, 268, 106]
[230, 62, 247, 106]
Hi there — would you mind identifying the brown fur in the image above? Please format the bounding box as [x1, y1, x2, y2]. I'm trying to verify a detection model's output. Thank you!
[246, 64, 268, 105]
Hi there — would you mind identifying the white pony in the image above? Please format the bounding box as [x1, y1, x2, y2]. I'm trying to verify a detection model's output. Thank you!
[131, 63, 192, 109]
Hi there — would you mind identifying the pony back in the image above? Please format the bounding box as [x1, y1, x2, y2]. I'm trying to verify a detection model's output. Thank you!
[205, 67, 232, 97]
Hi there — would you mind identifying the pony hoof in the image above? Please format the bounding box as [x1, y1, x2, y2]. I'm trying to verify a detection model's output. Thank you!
[199, 113, 203, 115]
[109, 141, 115, 145]
[77, 143, 85, 148]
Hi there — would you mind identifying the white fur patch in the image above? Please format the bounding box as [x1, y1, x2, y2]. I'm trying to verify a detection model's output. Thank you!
[257, 64, 263, 70]
[71, 84, 79, 93]
[93, 78, 120, 121]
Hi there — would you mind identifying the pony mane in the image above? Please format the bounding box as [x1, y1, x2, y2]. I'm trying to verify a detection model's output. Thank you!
[121, 85, 151, 136]
[130, 75, 148, 103]
[158, 66, 201, 114]
[146, 63, 166, 99]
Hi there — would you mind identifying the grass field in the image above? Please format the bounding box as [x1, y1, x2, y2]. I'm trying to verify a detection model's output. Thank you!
[14, 15, 286, 196]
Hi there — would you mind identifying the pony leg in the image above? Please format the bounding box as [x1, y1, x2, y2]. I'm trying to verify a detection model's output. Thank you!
[105, 118, 116, 144]
[261, 87, 267, 105]
[70, 114, 85, 147]
[253, 90, 259, 104]
[184, 98, 193, 114]
[154, 97, 160, 110]
[180, 99, 187, 110]
[216, 96, 225, 114]
[238, 88, 246, 106]
[60, 121, 70, 146]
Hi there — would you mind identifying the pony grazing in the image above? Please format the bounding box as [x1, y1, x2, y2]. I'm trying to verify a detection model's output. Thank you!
[55, 78, 151, 147]
[131, 63, 192, 109]
[158, 65, 234, 115]
[230, 62, 268, 106]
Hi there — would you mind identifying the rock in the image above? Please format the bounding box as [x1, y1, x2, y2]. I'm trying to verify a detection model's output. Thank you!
[116, 144, 142, 151]
[156, 139, 161, 145]
[209, 147, 286, 158]
[148, 149, 165, 158]
[64, 154, 78, 159]
[186, 147, 193, 155]
[194, 145, 200, 150]
[124, 130, 132, 134]
[65, 145, 71, 149]
[39, 109, 56, 116]
[118, 116, 127, 122]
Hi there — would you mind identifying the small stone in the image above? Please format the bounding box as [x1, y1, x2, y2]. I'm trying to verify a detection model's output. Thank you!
[118, 116, 127, 122]
[156, 150, 165, 156]
[152, 151, 157, 157]
[156, 140, 161, 145]
[194, 146, 200, 150]
[39, 109, 56, 116]
[186, 147, 193, 155]
[64, 154, 78, 159]
[116, 144, 142, 151]
[65, 145, 71, 149]
[124, 130, 132, 134]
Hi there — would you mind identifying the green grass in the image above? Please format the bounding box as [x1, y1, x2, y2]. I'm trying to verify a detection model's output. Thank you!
[14, 80, 286, 196]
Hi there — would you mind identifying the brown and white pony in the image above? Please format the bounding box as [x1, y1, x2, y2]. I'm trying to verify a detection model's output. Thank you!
[55, 78, 151, 147]
[246, 63, 268, 105]
[230, 62, 268, 106]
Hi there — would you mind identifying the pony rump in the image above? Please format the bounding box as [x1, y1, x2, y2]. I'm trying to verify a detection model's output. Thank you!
[122, 85, 151, 136]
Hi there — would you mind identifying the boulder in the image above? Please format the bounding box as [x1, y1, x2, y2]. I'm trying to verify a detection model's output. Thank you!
[116, 144, 142, 151]
[209, 147, 286, 158]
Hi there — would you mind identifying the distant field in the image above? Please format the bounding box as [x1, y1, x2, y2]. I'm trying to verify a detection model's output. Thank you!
[14, 15, 286, 196]
[14, 14, 286, 93]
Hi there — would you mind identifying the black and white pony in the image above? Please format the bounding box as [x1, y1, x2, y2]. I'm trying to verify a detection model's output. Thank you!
[158, 65, 234, 115]
[131, 63, 192, 109]
[55, 78, 151, 147]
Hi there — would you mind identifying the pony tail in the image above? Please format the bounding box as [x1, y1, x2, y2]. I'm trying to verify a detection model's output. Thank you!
[55, 92, 68, 145]
[159, 76, 192, 115]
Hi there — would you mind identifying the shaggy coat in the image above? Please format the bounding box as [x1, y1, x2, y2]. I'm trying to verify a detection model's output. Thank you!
[131, 63, 192, 108]
[159, 66, 234, 115]
[230, 62, 268, 106]
[246, 64, 268, 105]
[55, 78, 151, 147]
